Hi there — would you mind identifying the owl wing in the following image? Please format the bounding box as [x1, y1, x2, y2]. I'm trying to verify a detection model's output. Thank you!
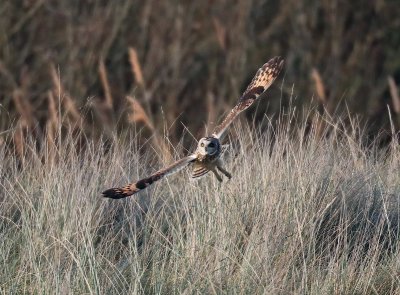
[102, 154, 198, 199]
[212, 56, 284, 140]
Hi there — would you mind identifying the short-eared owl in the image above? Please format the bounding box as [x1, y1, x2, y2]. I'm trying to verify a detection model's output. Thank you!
[103, 56, 284, 199]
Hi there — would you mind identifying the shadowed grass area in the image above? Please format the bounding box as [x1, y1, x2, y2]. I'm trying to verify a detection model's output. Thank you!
[0, 113, 399, 294]
[1, 1, 400, 147]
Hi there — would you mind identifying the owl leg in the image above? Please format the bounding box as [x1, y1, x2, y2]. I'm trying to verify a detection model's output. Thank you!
[216, 163, 232, 179]
[211, 168, 223, 182]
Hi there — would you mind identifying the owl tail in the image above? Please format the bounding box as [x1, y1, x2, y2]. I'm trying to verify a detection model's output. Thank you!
[191, 163, 210, 179]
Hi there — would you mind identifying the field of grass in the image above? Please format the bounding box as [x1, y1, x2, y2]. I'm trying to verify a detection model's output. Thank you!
[2, 1, 400, 146]
[1, 1, 399, 294]
[0, 112, 399, 294]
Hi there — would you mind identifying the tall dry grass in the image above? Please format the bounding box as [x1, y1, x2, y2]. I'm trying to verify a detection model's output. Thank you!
[0, 108, 399, 294]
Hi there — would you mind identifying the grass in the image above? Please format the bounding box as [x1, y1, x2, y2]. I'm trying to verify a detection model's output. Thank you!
[0, 112, 400, 294]
[2, 1, 400, 145]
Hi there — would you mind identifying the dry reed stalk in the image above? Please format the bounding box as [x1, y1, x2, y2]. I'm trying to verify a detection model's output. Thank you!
[47, 91, 59, 130]
[49, 63, 64, 95]
[91, 99, 114, 136]
[311, 68, 327, 105]
[46, 91, 59, 163]
[46, 120, 55, 147]
[98, 59, 113, 109]
[126, 96, 171, 161]
[128, 47, 145, 88]
[49, 63, 83, 128]
[311, 68, 329, 139]
[126, 95, 154, 131]
[12, 89, 35, 130]
[314, 118, 327, 140]
[13, 121, 25, 164]
[45, 120, 57, 166]
[212, 17, 227, 51]
[62, 96, 83, 128]
[206, 91, 216, 131]
[388, 76, 400, 114]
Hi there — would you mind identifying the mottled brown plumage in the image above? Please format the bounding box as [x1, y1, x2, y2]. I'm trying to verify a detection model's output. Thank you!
[102, 155, 197, 198]
[102, 56, 283, 199]
[212, 56, 284, 139]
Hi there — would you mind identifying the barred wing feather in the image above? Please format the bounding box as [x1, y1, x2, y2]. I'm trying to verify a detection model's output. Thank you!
[102, 154, 197, 199]
[212, 56, 284, 140]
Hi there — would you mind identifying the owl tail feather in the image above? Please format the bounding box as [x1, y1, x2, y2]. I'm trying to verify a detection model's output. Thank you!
[191, 165, 210, 179]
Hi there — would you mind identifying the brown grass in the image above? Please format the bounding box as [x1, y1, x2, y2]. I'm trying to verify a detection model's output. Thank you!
[126, 95, 172, 161]
[49, 64, 83, 129]
[1, 112, 399, 293]
[12, 89, 35, 130]
[1, 1, 398, 149]
[311, 68, 327, 105]
[388, 76, 400, 114]
[128, 47, 145, 89]
[126, 95, 154, 131]
[98, 59, 114, 110]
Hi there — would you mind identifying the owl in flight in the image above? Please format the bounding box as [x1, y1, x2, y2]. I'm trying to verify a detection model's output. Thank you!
[103, 56, 284, 199]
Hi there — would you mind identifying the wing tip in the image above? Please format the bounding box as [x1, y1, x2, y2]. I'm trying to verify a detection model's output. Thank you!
[102, 188, 133, 199]
[263, 56, 284, 72]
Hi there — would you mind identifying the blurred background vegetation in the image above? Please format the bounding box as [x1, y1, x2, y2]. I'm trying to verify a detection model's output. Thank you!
[0, 0, 399, 153]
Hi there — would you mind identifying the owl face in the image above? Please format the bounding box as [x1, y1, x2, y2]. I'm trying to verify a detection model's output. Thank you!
[197, 137, 220, 156]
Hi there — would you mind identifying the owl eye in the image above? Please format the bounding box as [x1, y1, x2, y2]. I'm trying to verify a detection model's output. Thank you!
[200, 143, 205, 147]
[208, 142, 215, 148]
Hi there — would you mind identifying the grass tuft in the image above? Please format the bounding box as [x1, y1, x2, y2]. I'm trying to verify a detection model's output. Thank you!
[0, 113, 399, 294]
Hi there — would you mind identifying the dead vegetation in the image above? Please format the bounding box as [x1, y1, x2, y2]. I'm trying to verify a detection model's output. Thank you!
[0, 1, 399, 155]
[0, 112, 399, 293]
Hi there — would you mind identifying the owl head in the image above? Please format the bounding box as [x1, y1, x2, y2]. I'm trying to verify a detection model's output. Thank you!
[196, 137, 220, 156]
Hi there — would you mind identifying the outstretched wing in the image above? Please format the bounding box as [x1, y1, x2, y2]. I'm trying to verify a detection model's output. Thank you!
[102, 154, 197, 199]
[212, 56, 284, 139]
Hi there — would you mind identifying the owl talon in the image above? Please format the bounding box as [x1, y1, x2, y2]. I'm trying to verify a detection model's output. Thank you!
[212, 169, 223, 182]
[217, 165, 232, 179]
